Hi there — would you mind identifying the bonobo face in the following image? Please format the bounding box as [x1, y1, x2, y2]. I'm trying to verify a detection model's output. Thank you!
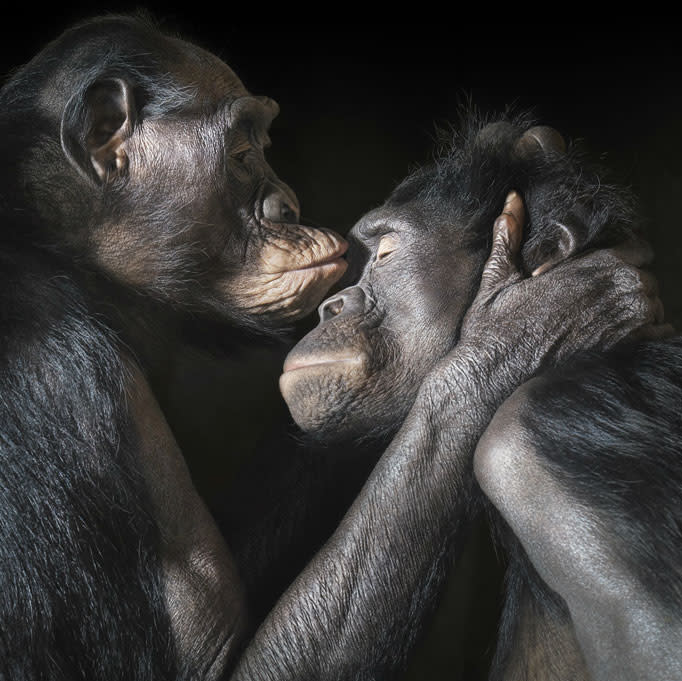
[280, 200, 486, 440]
[92, 74, 348, 324]
[279, 116, 639, 442]
[17, 17, 347, 328]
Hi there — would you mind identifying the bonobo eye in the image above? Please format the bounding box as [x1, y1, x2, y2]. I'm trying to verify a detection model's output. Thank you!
[376, 234, 398, 262]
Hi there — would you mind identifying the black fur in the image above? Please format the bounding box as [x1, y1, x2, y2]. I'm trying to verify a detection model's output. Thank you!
[0, 13, 301, 680]
[388, 110, 641, 273]
[0, 247, 179, 680]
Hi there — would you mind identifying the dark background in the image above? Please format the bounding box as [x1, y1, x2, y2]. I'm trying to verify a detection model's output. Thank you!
[3, 11, 681, 679]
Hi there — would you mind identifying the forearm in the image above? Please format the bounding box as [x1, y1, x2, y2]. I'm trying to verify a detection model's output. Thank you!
[230, 356, 508, 680]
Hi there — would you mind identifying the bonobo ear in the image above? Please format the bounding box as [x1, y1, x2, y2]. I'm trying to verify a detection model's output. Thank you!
[514, 126, 584, 275]
[61, 78, 136, 184]
[514, 125, 566, 158]
[527, 215, 587, 276]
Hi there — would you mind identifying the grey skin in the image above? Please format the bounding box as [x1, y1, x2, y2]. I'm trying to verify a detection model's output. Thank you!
[248, 192, 663, 680]
[5, 17, 665, 680]
[475, 379, 682, 681]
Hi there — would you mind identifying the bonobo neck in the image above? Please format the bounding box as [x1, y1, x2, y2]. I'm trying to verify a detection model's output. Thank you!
[71, 260, 183, 384]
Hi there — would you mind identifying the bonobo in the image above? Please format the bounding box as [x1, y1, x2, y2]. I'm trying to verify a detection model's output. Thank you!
[0, 14, 348, 681]
[475, 255, 682, 668]
[0, 15, 668, 681]
[276, 116, 669, 679]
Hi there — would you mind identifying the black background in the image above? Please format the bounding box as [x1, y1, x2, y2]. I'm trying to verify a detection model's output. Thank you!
[3, 10, 681, 679]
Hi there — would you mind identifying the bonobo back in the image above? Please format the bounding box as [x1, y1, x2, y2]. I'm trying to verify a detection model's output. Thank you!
[0, 246, 180, 680]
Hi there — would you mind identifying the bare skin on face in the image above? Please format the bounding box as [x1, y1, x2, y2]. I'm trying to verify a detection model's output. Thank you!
[71, 26, 348, 324]
[279, 202, 485, 441]
[223, 223, 348, 320]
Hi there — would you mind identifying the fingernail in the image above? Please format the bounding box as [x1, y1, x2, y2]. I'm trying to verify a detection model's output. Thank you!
[504, 190, 518, 205]
[532, 262, 552, 277]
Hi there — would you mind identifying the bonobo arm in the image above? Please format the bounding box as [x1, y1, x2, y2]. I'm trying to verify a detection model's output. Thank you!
[475, 340, 682, 681]
[230, 194, 664, 680]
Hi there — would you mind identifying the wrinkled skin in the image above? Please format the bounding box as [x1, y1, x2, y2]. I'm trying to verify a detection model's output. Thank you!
[1, 16, 670, 679]
[14, 18, 347, 326]
[280, 119, 665, 447]
[278, 119, 678, 680]
[280, 190, 661, 445]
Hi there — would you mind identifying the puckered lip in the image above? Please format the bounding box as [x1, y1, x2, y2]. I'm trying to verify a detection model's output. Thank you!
[282, 352, 363, 374]
[285, 239, 349, 274]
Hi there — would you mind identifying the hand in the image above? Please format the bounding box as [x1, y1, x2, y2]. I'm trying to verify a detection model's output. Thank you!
[424, 191, 668, 410]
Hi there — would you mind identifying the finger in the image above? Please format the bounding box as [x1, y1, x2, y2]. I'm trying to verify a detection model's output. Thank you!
[479, 191, 524, 295]
[532, 260, 554, 277]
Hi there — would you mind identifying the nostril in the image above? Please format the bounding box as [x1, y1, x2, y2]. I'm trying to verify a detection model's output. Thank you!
[318, 286, 366, 323]
[319, 296, 344, 322]
[262, 192, 300, 223]
[280, 202, 299, 223]
[327, 299, 344, 316]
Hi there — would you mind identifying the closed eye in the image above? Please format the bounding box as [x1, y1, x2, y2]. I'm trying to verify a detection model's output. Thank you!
[376, 234, 398, 262]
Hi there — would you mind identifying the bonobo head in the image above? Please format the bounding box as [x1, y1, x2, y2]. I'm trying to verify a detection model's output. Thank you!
[0, 15, 346, 331]
[280, 114, 645, 442]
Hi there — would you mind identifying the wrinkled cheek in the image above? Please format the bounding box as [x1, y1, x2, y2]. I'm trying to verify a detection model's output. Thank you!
[92, 224, 184, 291]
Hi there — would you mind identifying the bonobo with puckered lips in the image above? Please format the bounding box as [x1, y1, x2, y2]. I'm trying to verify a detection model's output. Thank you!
[4, 14, 348, 331]
[0, 14, 349, 681]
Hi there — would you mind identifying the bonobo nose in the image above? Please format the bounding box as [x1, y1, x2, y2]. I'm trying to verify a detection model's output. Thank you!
[262, 182, 301, 223]
[318, 286, 366, 322]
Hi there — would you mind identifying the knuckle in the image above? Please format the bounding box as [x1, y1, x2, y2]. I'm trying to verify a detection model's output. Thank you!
[495, 213, 511, 232]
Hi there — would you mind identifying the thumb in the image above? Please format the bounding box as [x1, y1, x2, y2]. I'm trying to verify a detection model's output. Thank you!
[478, 191, 524, 296]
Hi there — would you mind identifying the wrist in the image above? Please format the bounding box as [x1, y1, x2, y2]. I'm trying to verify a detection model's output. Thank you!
[418, 338, 534, 436]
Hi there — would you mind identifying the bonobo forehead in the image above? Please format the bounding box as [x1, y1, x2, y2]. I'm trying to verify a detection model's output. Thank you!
[163, 36, 249, 108]
[348, 200, 454, 250]
[13, 15, 251, 117]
